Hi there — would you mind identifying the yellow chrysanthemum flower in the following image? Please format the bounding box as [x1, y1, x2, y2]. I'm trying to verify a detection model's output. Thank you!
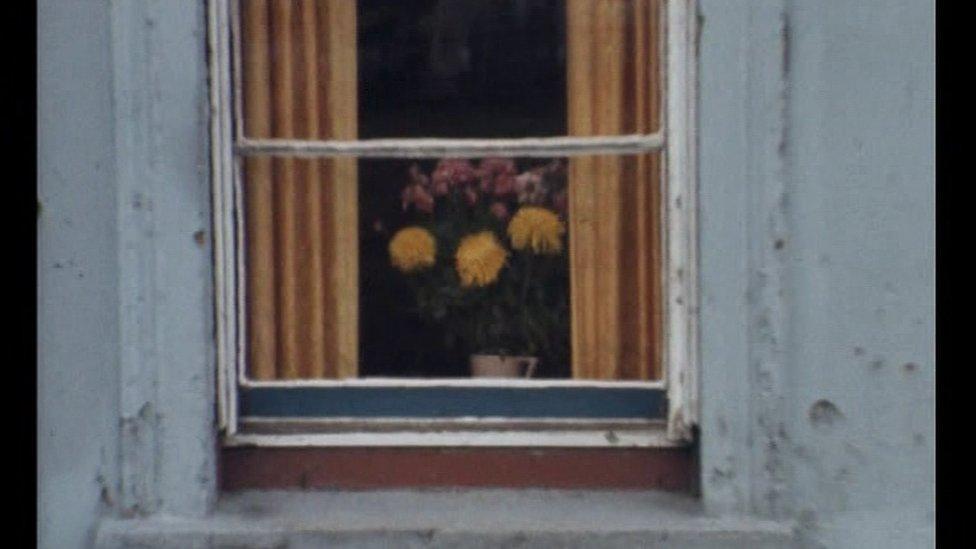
[389, 226, 437, 273]
[507, 206, 565, 254]
[455, 231, 508, 288]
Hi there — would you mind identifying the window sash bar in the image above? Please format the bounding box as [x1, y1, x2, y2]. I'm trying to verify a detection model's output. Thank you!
[239, 377, 665, 390]
[235, 133, 664, 159]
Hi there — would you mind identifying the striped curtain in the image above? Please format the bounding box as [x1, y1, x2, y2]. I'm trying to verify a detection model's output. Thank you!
[241, 0, 358, 380]
[566, 0, 663, 380]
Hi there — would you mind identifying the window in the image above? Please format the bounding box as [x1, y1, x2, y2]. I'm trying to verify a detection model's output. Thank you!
[210, 0, 697, 453]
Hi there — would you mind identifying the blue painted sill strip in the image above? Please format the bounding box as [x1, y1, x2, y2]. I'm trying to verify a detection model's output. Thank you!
[241, 386, 668, 419]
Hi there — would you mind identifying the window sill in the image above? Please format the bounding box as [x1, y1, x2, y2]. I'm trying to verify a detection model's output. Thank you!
[219, 421, 695, 491]
[96, 490, 796, 548]
[227, 418, 678, 448]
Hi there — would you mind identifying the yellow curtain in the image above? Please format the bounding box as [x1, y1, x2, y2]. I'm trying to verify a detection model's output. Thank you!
[242, 0, 358, 380]
[566, 0, 663, 380]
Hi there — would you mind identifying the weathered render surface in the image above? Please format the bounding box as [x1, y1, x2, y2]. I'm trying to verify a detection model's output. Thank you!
[38, 1, 119, 548]
[783, 2, 934, 546]
[38, 0, 934, 548]
[39, 0, 216, 547]
[697, 0, 935, 547]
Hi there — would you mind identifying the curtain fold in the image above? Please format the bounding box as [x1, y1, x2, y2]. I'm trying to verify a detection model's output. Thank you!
[242, 0, 358, 380]
[566, 0, 662, 380]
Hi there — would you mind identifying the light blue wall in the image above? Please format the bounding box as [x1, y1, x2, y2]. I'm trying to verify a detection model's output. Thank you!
[697, 0, 934, 546]
[784, 1, 934, 545]
[38, 0, 934, 547]
[39, 1, 215, 548]
[38, 1, 119, 547]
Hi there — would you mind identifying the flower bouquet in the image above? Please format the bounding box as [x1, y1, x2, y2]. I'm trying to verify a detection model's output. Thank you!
[386, 157, 571, 378]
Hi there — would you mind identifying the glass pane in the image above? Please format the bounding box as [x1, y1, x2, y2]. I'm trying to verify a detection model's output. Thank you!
[240, 152, 664, 382]
[361, 152, 663, 381]
[237, 0, 663, 140]
[358, 0, 566, 138]
[361, 157, 572, 378]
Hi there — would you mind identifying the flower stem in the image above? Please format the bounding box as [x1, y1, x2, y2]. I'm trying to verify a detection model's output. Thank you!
[519, 253, 534, 353]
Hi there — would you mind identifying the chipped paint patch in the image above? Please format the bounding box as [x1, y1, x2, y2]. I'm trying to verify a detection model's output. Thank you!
[808, 400, 843, 430]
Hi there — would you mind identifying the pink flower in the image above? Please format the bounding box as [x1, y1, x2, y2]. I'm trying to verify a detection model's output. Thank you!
[463, 185, 479, 207]
[492, 173, 516, 196]
[479, 157, 514, 174]
[402, 183, 435, 214]
[515, 170, 548, 204]
[408, 163, 430, 187]
[543, 159, 566, 178]
[431, 178, 450, 196]
[432, 159, 477, 191]
[478, 158, 517, 196]
[478, 176, 492, 193]
[400, 186, 412, 211]
[490, 201, 510, 221]
[415, 189, 435, 213]
[514, 170, 537, 193]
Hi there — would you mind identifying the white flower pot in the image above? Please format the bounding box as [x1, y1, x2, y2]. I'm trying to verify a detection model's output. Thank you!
[469, 354, 539, 378]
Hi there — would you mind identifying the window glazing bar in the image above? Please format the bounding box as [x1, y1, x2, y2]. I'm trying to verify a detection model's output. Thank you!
[235, 133, 665, 159]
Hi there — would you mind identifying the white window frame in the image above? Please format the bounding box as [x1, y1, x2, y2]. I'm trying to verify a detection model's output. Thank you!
[208, 0, 698, 447]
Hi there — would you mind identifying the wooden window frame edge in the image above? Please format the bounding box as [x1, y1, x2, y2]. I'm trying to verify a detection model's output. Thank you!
[663, 0, 700, 442]
[208, 0, 700, 447]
